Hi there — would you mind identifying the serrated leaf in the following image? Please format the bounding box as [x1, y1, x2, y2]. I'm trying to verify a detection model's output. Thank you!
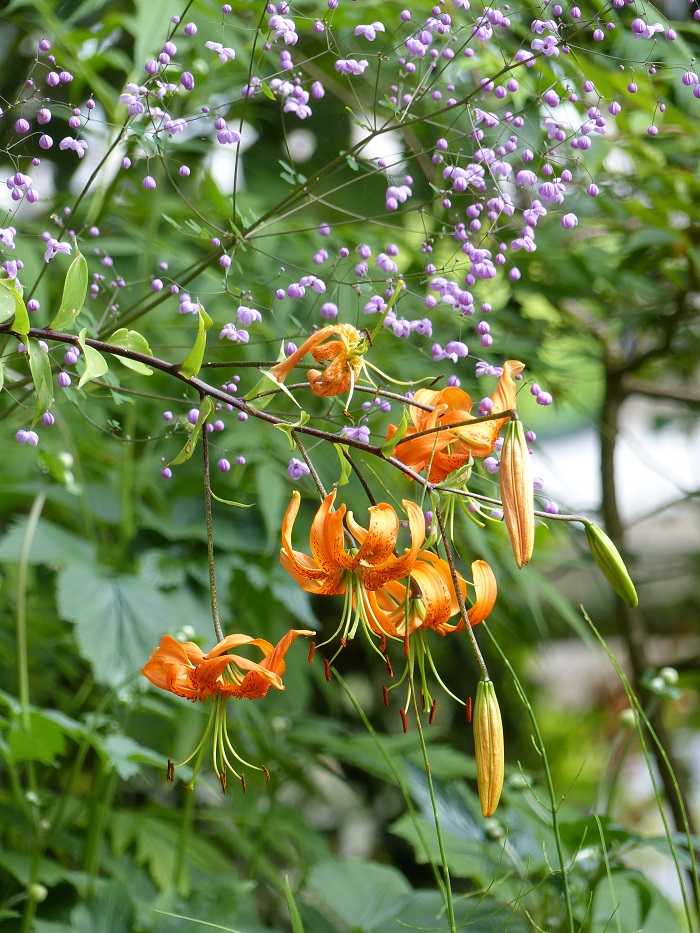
[27, 338, 53, 425]
[168, 395, 214, 465]
[49, 248, 88, 330]
[333, 443, 352, 486]
[108, 328, 154, 375]
[56, 566, 182, 687]
[71, 880, 134, 933]
[77, 328, 109, 387]
[178, 303, 212, 379]
[98, 734, 168, 781]
[8, 712, 68, 764]
[308, 858, 412, 931]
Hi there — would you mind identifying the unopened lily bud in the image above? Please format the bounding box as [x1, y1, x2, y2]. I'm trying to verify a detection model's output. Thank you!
[473, 679, 504, 818]
[584, 522, 638, 608]
[499, 418, 534, 568]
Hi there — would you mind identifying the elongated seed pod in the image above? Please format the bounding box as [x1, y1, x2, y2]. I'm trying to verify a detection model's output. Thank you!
[473, 679, 504, 818]
[499, 418, 534, 568]
[584, 522, 638, 608]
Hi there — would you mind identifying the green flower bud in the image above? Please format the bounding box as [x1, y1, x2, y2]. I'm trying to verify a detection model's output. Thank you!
[473, 679, 504, 818]
[584, 523, 638, 608]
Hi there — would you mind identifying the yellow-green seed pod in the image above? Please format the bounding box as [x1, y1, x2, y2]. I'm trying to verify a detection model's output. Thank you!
[499, 418, 534, 569]
[473, 679, 504, 818]
[584, 522, 638, 608]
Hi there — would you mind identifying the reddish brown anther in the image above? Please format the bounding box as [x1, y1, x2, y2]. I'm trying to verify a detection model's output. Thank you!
[466, 697, 473, 723]
[220, 771, 227, 794]
[324, 658, 332, 682]
[385, 654, 394, 678]
[240, 773, 246, 793]
[308, 641, 316, 664]
[429, 699, 438, 724]
[167, 759, 175, 783]
[382, 684, 389, 706]
[263, 766, 271, 783]
[400, 709, 409, 733]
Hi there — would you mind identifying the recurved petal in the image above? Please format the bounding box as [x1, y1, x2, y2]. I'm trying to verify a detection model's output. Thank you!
[280, 550, 345, 595]
[310, 490, 355, 571]
[204, 634, 274, 660]
[259, 628, 315, 675]
[467, 560, 497, 625]
[490, 360, 525, 415]
[281, 491, 332, 585]
[392, 427, 456, 476]
[346, 502, 399, 568]
[362, 500, 425, 588]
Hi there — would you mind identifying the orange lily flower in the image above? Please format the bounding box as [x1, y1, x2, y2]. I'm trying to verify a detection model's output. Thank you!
[281, 489, 425, 595]
[388, 360, 525, 483]
[281, 489, 425, 650]
[142, 629, 314, 701]
[365, 554, 496, 637]
[141, 628, 313, 790]
[269, 323, 368, 398]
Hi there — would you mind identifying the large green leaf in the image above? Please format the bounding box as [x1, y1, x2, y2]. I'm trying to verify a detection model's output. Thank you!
[56, 566, 185, 687]
[71, 880, 134, 933]
[0, 517, 94, 566]
[307, 858, 412, 932]
[7, 712, 68, 764]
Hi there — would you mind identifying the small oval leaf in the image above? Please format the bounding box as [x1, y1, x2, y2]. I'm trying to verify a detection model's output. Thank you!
[50, 249, 88, 331]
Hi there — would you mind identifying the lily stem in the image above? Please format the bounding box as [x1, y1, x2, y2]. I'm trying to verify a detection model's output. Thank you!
[433, 501, 489, 679]
[202, 425, 224, 642]
[408, 668, 457, 933]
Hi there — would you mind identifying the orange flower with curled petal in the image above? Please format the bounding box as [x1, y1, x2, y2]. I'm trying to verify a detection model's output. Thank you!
[141, 629, 313, 791]
[269, 323, 368, 398]
[281, 489, 425, 595]
[364, 554, 496, 638]
[142, 629, 314, 701]
[388, 361, 525, 483]
[281, 489, 426, 651]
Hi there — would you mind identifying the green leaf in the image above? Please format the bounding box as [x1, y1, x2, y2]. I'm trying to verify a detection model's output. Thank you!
[27, 338, 54, 425]
[56, 566, 186, 687]
[211, 491, 254, 508]
[307, 858, 412, 932]
[0, 517, 94, 566]
[108, 328, 154, 375]
[76, 328, 109, 388]
[333, 443, 352, 486]
[274, 410, 310, 448]
[285, 877, 306, 933]
[0, 278, 30, 335]
[244, 367, 301, 410]
[168, 395, 214, 465]
[97, 734, 168, 781]
[71, 880, 134, 933]
[381, 406, 409, 457]
[49, 248, 88, 331]
[0, 278, 22, 325]
[7, 712, 68, 764]
[178, 303, 212, 379]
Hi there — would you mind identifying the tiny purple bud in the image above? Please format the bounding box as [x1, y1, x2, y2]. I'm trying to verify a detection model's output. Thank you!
[143, 175, 156, 190]
[181, 71, 195, 90]
[163, 411, 174, 421]
[187, 408, 199, 424]
[184, 22, 197, 36]
[42, 411, 55, 426]
[161, 467, 173, 479]
[57, 371, 71, 388]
